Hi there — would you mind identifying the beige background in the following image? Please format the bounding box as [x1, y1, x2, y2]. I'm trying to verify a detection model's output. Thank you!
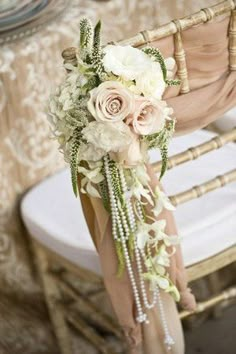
[0, 0, 217, 353]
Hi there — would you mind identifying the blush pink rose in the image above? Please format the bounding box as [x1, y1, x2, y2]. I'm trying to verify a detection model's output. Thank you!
[87, 81, 135, 123]
[126, 97, 168, 136]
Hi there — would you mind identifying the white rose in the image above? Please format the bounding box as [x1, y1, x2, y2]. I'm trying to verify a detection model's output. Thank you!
[165, 57, 176, 78]
[103, 45, 151, 81]
[79, 142, 106, 162]
[135, 62, 166, 99]
[82, 121, 133, 153]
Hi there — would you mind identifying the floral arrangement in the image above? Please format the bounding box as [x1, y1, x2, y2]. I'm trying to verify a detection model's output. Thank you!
[48, 18, 181, 349]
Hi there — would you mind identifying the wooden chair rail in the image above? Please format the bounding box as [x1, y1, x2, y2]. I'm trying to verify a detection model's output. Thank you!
[119, 0, 236, 47]
[62, 0, 236, 65]
[179, 285, 236, 319]
[153, 128, 236, 173]
[169, 169, 236, 206]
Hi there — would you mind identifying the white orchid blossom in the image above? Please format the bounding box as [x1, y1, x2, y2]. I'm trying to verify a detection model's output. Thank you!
[153, 186, 175, 217]
[136, 222, 151, 249]
[163, 234, 181, 247]
[145, 258, 166, 276]
[134, 165, 150, 186]
[78, 165, 104, 198]
[143, 273, 170, 291]
[130, 179, 153, 205]
[153, 244, 171, 267]
[166, 285, 180, 302]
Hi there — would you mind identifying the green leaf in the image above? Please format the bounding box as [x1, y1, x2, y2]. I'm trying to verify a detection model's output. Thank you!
[93, 20, 102, 48]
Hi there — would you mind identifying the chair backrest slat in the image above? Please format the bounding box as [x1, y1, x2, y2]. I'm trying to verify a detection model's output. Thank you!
[229, 9, 236, 70]
[169, 169, 236, 206]
[153, 128, 236, 172]
[173, 20, 190, 94]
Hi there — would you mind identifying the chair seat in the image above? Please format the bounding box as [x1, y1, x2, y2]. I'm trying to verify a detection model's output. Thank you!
[21, 129, 236, 274]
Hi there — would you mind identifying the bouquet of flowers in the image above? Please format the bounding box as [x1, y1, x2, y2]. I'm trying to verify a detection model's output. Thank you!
[48, 18, 181, 349]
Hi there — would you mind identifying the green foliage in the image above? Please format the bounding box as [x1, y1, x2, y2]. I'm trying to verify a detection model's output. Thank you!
[142, 46, 167, 80]
[99, 165, 110, 212]
[82, 75, 100, 92]
[79, 18, 93, 61]
[91, 20, 106, 80]
[109, 160, 124, 205]
[70, 129, 82, 196]
[159, 144, 168, 179]
[115, 240, 126, 277]
[166, 79, 181, 86]
[143, 120, 175, 179]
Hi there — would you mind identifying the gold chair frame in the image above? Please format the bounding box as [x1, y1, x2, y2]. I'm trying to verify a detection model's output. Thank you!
[27, 1, 236, 353]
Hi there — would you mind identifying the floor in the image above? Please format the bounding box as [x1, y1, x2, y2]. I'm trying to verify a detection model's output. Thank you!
[185, 304, 236, 354]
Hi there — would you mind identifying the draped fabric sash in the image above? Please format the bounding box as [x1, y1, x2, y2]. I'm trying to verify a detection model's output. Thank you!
[79, 15, 236, 353]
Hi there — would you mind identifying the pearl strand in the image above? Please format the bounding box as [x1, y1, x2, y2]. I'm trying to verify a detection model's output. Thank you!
[135, 202, 158, 310]
[108, 160, 175, 349]
[104, 156, 146, 323]
[119, 169, 157, 312]
[136, 201, 175, 351]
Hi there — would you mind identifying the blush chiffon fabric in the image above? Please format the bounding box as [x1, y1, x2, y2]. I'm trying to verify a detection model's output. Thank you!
[79, 15, 236, 354]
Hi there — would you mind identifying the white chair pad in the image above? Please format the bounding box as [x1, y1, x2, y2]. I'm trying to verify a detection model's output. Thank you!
[21, 130, 236, 273]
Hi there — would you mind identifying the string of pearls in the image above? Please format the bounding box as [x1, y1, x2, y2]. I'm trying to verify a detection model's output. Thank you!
[136, 201, 175, 350]
[104, 155, 174, 350]
[104, 156, 146, 322]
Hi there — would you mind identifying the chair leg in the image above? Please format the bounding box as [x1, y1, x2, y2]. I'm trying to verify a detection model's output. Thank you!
[32, 240, 72, 354]
[207, 272, 224, 318]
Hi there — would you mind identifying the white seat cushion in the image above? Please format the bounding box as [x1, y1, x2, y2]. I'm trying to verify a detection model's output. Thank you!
[213, 106, 236, 132]
[21, 130, 236, 274]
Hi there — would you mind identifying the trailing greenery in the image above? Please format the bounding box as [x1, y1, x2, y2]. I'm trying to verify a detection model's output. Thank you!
[79, 18, 93, 62]
[115, 239, 126, 277]
[91, 20, 106, 80]
[99, 163, 111, 212]
[166, 79, 181, 86]
[142, 47, 167, 81]
[70, 129, 82, 196]
[109, 160, 124, 205]
[143, 119, 175, 179]
[128, 231, 135, 261]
